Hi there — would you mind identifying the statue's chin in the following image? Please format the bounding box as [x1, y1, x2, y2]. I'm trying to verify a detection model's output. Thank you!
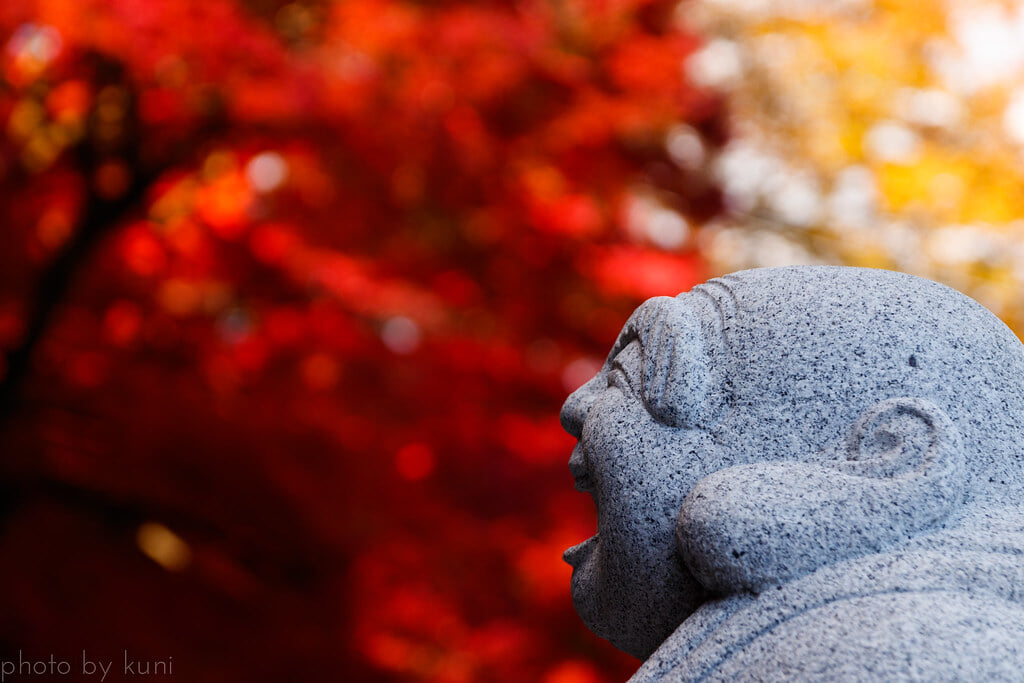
[597, 610, 683, 661]
[570, 552, 706, 661]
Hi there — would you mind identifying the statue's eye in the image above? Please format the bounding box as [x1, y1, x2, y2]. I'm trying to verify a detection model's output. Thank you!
[602, 294, 715, 429]
[608, 340, 642, 395]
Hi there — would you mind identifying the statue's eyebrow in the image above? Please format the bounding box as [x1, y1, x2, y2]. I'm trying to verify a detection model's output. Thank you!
[609, 340, 642, 395]
[605, 296, 674, 367]
[689, 277, 737, 349]
[606, 330, 640, 366]
[606, 295, 718, 428]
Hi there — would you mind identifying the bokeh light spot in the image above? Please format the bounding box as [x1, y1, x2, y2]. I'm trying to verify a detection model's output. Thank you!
[122, 229, 166, 276]
[21, 131, 59, 172]
[246, 152, 289, 193]
[666, 124, 706, 169]
[686, 38, 743, 89]
[35, 208, 72, 249]
[276, 3, 318, 44]
[561, 357, 601, 393]
[96, 85, 127, 123]
[11, 24, 61, 62]
[137, 522, 191, 572]
[202, 149, 238, 180]
[381, 316, 420, 354]
[390, 163, 424, 204]
[395, 443, 435, 481]
[542, 661, 601, 683]
[6, 24, 61, 82]
[217, 308, 252, 344]
[94, 160, 132, 200]
[265, 308, 304, 346]
[301, 352, 340, 390]
[1005, 88, 1024, 144]
[7, 98, 43, 141]
[625, 195, 690, 250]
[196, 173, 251, 238]
[67, 351, 108, 388]
[103, 300, 142, 346]
[250, 224, 298, 264]
[158, 279, 202, 316]
[863, 121, 920, 164]
[0, 307, 24, 347]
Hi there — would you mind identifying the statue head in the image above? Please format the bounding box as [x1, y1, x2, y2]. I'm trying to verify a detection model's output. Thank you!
[561, 266, 1024, 660]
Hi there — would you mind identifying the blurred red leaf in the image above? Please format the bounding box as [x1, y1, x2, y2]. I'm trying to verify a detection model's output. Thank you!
[0, 0, 725, 680]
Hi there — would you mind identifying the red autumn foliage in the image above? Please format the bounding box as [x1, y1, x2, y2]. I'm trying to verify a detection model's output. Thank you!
[0, 1, 724, 680]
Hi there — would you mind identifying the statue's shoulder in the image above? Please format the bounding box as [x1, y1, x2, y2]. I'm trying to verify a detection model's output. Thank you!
[633, 548, 1024, 682]
[705, 589, 1024, 681]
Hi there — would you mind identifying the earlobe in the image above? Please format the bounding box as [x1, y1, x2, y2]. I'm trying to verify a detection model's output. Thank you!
[676, 397, 965, 595]
[835, 397, 964, 486]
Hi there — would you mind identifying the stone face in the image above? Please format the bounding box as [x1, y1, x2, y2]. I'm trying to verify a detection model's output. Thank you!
[560, 266, 1024, 679]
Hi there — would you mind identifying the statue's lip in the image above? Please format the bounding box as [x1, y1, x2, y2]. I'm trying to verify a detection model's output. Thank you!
[563, 534, 597, 568]
[569, 444, 594, 492]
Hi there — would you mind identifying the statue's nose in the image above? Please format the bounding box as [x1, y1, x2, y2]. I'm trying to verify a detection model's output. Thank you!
[560, 374, 602, 438]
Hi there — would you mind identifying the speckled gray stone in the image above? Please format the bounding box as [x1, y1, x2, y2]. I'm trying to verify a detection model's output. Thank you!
[560, 266, 1024, 680]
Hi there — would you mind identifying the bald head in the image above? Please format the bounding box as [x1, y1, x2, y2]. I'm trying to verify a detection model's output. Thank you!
[677, 266, 1024, 503]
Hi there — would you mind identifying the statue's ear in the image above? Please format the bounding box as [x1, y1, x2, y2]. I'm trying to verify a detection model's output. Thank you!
[676, 398, 965, 595]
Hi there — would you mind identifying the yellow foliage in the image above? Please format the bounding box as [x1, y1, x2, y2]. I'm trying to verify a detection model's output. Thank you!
[692, 0, 1024, 328]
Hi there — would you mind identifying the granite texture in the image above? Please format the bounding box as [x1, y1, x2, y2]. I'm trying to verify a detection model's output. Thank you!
[560, 266, 1024, 679]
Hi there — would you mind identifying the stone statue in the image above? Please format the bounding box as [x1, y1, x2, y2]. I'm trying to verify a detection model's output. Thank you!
[561, 266, 1024, 681]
